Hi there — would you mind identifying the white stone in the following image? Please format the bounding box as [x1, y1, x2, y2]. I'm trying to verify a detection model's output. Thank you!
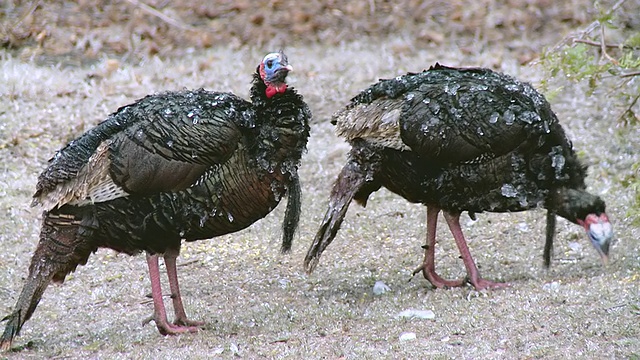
[373, 280, 391, 295]
[399, 332, 417, 341]
[396, 309, 436, 320]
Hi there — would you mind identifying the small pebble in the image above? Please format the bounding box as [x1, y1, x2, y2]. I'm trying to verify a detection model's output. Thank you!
[568, 241, 583, 252]
[542, 281, 560, 292]
[373, 280, 391, 295]
[517, 222, 529, 232]
[399, 332, 417, 341]
[278, 278, 289, 288]
[396, 309, 436, 320]
[230, 342, 240, 355]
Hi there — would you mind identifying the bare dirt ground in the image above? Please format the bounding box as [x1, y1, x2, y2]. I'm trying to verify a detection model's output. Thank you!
[1, 1, 639, 359]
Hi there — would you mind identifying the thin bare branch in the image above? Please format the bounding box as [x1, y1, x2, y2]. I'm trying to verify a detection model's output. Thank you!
[1, 0, 41, 34]
[620, 71, 640, 78]
[599, 26, 619, 65]
[573, 38, 639, 50]
[124, 0, 197, 32]
[617, 92, 640, 124]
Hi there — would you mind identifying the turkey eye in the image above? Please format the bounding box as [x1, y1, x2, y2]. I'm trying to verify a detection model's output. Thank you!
[266, 60, 273, 69]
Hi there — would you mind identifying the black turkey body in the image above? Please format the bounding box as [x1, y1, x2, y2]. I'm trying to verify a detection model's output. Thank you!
[304, 63, 612, 290]
[1, 52, 310, 349]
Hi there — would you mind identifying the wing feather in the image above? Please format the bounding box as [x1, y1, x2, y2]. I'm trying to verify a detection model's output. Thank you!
[33, 89, 251, 210]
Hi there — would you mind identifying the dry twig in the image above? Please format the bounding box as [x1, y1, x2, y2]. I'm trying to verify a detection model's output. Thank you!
[617, 92, 640, 124]
[124, 0, 197, 32]
[620, 71, 640, 78]
[573, 39, 639, 51]
[599, 26, 619, 65]
[0, 0, 41, 35]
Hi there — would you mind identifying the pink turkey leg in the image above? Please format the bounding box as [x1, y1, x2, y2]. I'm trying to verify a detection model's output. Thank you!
[145, 253, 199, 335]
[163, 249, 205, 327]
[413, 206, 466, 287]
[442, 212, 509, 290]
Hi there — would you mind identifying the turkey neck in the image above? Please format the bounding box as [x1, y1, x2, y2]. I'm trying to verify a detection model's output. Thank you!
[248, 71, 311, 176]
[545, 188, 606, 224]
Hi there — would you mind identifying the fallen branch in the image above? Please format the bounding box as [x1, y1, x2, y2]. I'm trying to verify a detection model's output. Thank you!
[177, 259, 200, 268]
[604, 303, 627, 312]
[125, 0, 198, 32]
[620, 71, 640, 78]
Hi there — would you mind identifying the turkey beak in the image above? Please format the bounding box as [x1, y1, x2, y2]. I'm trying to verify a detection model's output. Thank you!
[586, 214, 612, 266]
[284, 64, 293, 72]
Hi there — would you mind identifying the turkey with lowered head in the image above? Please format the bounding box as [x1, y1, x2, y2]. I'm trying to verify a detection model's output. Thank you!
[1, 51, 310, 350]
[304, 63, 612, 290]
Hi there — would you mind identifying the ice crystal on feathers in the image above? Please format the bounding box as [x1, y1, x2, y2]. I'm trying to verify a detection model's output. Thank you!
[503, 109, 515, 125]
[270, 181, 284, 202]
[444, 83, 460, 95]
[519, 111, 540, 124]
[505, 83, 521, 92]
[470, 84, 489, 92]
[542, 121, 551, 133]
[550, 146, 566, 180]
[501, 184, 518, 198]
[429, 101, 441, 114]
[135, 129, 145, 141]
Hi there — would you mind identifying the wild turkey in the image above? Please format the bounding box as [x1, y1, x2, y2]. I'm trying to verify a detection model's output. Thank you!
[304, 63, 612, 290]
[0, 51, 310, 349]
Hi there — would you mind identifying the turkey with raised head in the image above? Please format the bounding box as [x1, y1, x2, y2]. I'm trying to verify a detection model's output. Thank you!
[1, 51, 311, 350]
[304, 63, 612, 290]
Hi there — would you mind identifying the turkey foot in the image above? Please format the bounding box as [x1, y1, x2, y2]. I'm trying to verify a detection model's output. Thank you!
[465, 276, 510, 290]
[146, 253, 203, 336]
[412, 264, 466, 288]
[412, 207, 466, 288]
[143, 314, 201, 335]
[173, 317, 206, 327]
[163, 250, 206, 328]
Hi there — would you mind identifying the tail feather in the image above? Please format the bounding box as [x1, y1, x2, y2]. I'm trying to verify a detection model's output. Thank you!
[1, 212, 96, 351]
[303, 162, 368, 273]
[0, 271, 52, 351]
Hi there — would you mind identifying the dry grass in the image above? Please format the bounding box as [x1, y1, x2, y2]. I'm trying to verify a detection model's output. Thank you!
[1, 1, 640, 359]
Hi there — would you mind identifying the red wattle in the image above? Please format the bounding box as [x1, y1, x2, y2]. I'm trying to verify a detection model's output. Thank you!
[266, 86, 277, 98]
[265, 84, 287, 98]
